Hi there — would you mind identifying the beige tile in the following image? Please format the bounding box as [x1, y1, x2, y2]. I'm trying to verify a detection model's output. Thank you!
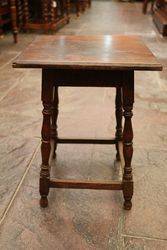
[0, 147, 122, 250]
[123, 149, 167, 239]
[123, 236, 167, 250]
[0, 135, 39, 219]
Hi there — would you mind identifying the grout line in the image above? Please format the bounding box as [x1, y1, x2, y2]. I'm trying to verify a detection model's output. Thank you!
[122, 233, 167, 242]
[0, 51, 22, 71]
[0, 80, 21, 104]
[0, 51, 25, 104]
[0, 70, 27, 104]
[117, 212, 125, 250]
[0, 141, 40, 226]
[155, 71, 167, 91]
[0, 67, 31, 105]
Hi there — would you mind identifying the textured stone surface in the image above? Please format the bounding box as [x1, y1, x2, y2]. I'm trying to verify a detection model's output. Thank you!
[0, 0, 167, 249]
[123, 151, 167, 239]
[124, 237, 167, 250]
[0, 148, 123, 250]
[0, 136, 39, 219]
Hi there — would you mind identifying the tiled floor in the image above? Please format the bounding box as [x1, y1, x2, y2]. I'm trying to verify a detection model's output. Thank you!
[0, 1, 167, 249]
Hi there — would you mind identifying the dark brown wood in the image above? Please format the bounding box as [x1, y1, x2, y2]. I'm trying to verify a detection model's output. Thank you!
[20, 0, 69, 32]
[79, 0, 91, 13]
[13, 35, 162, 71]
[57, 138, 117, 144]
[76, 1, 80, 16]
[87, 0, 91, 8]
[50, 1, 55, 23]
[10, 0, 18, 43]
[40, 69, 53, 208]
[70, 0, 83, 17]
[42, 0, 48, 24]
[13, 35, 162, 210]
[0, 0, 18, 43]
[0, 1, 10, 36]
[118, 141, 124, 174]
[45, 69, 124, 87]
[50, 179, 123, 190]
[143, 0, 167, 36]
[23, 0, 29, 25]
[122, 71, 134, 210]
[115, 87, 123, 161]
[153, 7, 167, 36]
[51, 86, 59, 159]
[66, 0, 70, 19]
[17, 0, 23, 27]
[143, 0, 155, 14]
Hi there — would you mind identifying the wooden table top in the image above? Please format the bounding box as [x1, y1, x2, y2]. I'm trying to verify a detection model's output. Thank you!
[13, 35, 162, 71]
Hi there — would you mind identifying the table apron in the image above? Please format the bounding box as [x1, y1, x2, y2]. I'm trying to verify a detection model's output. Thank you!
[42, 69, 134, 87]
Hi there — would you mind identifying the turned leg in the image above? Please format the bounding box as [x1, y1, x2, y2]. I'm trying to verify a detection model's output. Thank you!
[50, 1, 55, 24]
[81, 0, 85, 12]
[143, 0, 148, 14]
[23, 0, 29, 26]
[40, 70, 53, 208]
[10, 0, 18, 43]
[42, 0, 48, 23]
[76, 1, 80, 17]
[66, 0, 70, 21]
[122, 72, 134, 210]
[42, 0, 49, 32]
[115, 87, 123, 161]
[51, 86, 59, 159]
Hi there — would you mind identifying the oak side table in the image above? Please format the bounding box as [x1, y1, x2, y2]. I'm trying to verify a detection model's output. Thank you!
[13, 35, 162, 210]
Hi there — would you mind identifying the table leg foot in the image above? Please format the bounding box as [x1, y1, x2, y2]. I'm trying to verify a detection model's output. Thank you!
[40, 196, 48, 208]
[124, 200, 132, 210]
[39, 166, 50, 208]
[123, 180, 133, 210]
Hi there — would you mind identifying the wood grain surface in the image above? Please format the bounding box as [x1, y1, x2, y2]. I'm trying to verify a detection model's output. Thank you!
[13, 35, 162, 71]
